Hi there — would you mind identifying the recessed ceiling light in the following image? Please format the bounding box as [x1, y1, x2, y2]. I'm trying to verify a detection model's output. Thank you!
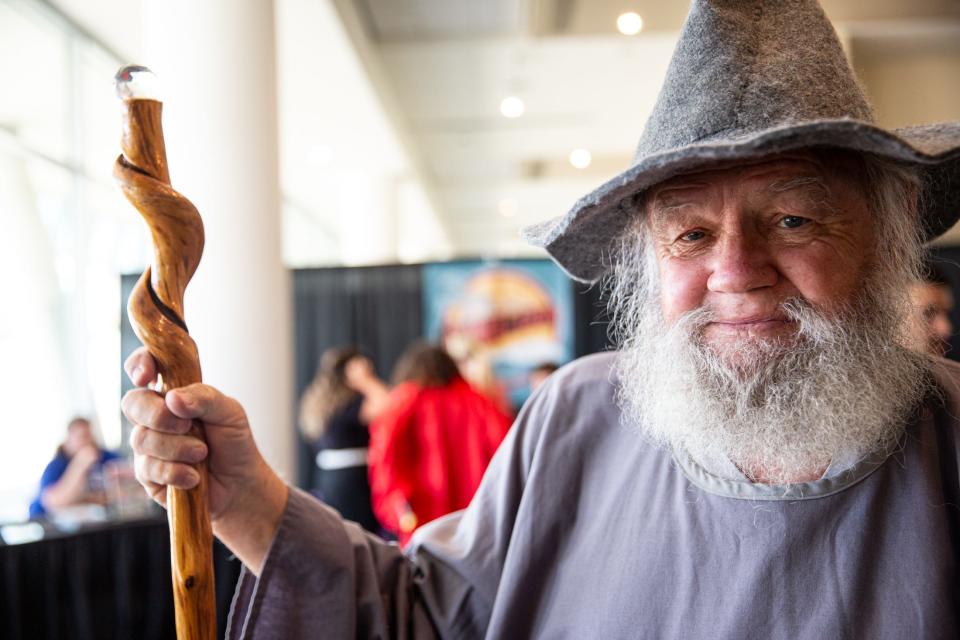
[569, 148, 592, 169]
[499, 198, 518, 218]
[500, 96, 525, 119]
[617, 12, 643, 36]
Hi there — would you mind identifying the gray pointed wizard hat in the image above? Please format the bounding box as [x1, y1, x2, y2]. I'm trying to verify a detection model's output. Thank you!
[522, 0, 960, 283]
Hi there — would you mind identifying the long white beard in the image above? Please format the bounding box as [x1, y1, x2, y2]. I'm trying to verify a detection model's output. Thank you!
[614, 274, 933, 484]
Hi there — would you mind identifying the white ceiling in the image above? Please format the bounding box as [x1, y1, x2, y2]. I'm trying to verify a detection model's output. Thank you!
[358, 0, 531, 40]
[351, 0, 960, 254]
[354, 0, 960, 41]
[376, 33, 678, 253]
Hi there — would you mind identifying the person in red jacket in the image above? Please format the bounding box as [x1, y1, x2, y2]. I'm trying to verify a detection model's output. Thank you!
[368, 342, 512, 544]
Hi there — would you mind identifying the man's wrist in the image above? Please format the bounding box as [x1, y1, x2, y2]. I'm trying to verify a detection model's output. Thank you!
[212, 463, 289, 575]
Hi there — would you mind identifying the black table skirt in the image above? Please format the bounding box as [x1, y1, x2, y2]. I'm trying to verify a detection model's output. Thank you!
[1, 518, 242, 640]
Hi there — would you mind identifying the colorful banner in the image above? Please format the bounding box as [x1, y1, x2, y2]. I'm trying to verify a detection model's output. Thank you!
[422, 260, 574, 410]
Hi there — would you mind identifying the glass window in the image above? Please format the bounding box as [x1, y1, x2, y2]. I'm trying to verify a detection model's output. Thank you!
[0, 1, 70, 163]
[0, 0, 138, 522]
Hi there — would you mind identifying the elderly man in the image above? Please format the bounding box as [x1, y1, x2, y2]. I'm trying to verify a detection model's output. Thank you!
[122, 0, 960, 638]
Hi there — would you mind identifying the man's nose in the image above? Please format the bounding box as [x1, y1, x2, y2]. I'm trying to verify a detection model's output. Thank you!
[706, 231, 777, 293]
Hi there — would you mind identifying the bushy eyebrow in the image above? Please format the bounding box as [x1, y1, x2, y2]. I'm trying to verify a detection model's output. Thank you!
[646, 201, 705, 236]
[647, 185, 707, 224]
[647, 173, 837, 228]
[767, 175, 829, 196]
[649, 200, 694, 221]
[767, 175, 839, 215]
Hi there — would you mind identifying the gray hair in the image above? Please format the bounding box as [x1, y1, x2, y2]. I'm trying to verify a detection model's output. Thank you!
[859, 153, 926, 296]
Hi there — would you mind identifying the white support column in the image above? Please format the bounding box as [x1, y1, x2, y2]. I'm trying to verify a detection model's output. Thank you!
[141, 0, 294, 480]
[336, 171, 398, 265]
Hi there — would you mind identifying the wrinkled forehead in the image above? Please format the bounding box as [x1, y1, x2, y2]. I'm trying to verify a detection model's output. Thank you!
[645, 149, 866, 210]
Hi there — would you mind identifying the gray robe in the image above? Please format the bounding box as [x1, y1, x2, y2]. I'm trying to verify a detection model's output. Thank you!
[226, 353, 960, 639]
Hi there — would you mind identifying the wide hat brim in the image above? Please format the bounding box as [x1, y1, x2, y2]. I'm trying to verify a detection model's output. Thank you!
[522, 119, 960, 283]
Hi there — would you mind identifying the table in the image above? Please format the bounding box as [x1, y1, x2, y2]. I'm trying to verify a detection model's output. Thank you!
[1, 516, 242, 640]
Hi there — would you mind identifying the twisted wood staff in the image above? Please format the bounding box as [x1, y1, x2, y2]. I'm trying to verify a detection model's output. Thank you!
[114, 64, 216, 640]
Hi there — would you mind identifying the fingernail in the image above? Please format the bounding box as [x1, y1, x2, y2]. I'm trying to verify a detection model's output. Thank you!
[188, 446, 207, 463]
[133, 366, 143, 381]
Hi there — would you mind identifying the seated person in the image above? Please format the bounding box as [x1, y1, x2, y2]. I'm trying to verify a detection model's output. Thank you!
[29, 417, 120, 519]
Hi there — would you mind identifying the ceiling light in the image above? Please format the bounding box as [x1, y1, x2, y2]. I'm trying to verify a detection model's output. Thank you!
[500, 96, 525, 119]
[569, 148, 592, 169]
[499, 198, 518, 218]
[617, 12, 643, 36]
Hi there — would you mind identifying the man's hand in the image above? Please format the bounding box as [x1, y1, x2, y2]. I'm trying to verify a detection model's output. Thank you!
[344, 356, 375, 390]
[70, 444, 101, 475]
[345, 356, 391, 422]
[41, 444, 103, 510]
[122, 347, 288, 573]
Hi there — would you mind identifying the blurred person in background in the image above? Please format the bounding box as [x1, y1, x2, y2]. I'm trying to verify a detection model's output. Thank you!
[299, 347, 389, 534]
[29, 417, 120, 519]
[443, 333, 512, 416]
[528, 362, 559, 391]
[368, 342, 512, 544]
[906, 260, 954, 357]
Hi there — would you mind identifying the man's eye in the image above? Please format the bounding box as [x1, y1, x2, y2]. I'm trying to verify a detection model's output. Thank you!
[780, 216, 809, 229]
[680, 230, 706, 242]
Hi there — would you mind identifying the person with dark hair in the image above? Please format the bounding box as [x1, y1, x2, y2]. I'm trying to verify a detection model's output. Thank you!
[367, 342, 511, 544]
[29, 417, 120, 519]
[389, 342, 462, 388]
[528, 362, 560, 391]
[298, 347, 389, 533]
[906, 260, 955, 356]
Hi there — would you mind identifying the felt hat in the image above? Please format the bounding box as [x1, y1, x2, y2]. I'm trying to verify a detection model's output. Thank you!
[521, 0, 960, 283]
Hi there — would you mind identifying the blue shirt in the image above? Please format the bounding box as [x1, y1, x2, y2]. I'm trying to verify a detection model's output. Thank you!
[29, 449, 121, 518]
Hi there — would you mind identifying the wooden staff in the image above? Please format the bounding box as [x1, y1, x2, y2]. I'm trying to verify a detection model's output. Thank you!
[114, 64, 216, 640]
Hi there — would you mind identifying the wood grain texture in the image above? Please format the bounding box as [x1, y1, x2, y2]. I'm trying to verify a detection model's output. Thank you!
[115, 98, 216, 640]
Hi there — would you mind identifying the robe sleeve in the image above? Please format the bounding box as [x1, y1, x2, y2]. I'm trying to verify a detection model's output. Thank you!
[225, 376, 554, 640]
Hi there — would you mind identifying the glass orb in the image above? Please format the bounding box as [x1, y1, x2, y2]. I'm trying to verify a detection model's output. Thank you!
[114, 64, 161, 101]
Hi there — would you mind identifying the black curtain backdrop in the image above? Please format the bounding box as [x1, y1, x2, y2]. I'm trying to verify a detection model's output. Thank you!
[291, 265, 426, 488]
[930, 247, 960, 357]
[573, 281, 610, 357]
[292, 265, 425, 393]
[1, 518, 241, 640]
